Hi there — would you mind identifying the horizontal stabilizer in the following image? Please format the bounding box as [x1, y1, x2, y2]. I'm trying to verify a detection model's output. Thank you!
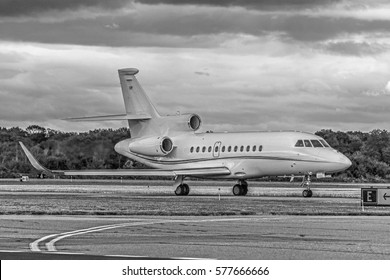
[64, 113, 151, 122]
[19, 142, 230, 177]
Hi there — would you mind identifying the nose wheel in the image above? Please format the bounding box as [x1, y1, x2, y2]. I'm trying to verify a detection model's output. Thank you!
[232, 180, 248, 196]
[302, 189, 313, 198]
[301, 174, 313, 198]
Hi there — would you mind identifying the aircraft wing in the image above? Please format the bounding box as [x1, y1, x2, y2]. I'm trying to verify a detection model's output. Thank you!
[19, 142, 230, 177]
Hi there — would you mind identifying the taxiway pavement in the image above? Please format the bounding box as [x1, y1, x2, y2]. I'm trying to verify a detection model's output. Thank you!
[1, 215, 390, 259]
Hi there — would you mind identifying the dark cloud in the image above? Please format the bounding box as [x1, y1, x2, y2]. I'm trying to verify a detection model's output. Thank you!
[136, 0, 341, 10]
[2, 7, 390, 48]
[281, 16, 390, 42]
[0, 0, 129, 16]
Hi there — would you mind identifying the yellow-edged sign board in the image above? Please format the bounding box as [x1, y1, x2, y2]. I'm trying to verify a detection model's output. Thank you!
[361, 187, 390, 206]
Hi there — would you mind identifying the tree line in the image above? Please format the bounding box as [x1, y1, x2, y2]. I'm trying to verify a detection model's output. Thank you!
[1, 125, 390, 181]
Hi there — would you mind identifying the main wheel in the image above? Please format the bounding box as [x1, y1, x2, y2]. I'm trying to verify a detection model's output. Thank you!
[233, 184, 242, 196]
[242, 186, 248, 196]
[182, 183, 190, 196]
[175, 185, 184, 196]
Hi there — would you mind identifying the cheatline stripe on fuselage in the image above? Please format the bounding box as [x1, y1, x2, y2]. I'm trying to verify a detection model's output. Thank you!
[129, 152, 334, 165]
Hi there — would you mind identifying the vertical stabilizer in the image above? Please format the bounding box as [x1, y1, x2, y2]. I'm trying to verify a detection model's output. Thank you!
[118, 68, 160, 118]
[118, 68, 161, 138]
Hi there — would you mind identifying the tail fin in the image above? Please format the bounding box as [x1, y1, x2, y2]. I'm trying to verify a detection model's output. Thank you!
[65, 68, 162, 138]
[118, 68, 162, 138]
[118, 68, 160, 118]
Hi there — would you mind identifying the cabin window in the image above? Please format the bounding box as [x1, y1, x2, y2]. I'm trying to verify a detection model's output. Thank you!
[240, 146, 244, 152]
[252, 145, 256, 152]
[311, 139, 323, 147]
[234, 146, 238, 152]
[228, 146, 232, 152]
[222, 146, 225, 152]
[259, 145, 263, 152]
[304, 140, 312, 147]
[196, 146, 200, 153]
[215, 146, 219, 153]
[320, 139, 330, 147]
[202, 146, 206, 152]
[246, 145, 250, 152]
[190, 147, 194, 153]
[208, 146, 212, 152]
[295, 140, 304, 147]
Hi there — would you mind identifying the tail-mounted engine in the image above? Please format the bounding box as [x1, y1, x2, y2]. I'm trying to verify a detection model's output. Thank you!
[162, 113, 202, 132]
[187, 114, 202, 131]
[129, 136, 173, 156]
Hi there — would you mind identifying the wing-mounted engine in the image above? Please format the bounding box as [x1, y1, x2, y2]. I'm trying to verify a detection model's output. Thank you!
[161, 113, 202, 132]
[129, 136, 174, 156]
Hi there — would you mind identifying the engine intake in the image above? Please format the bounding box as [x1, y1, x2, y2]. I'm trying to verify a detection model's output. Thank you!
[129, 136, 174, 156]
[188, 114, 201, 131]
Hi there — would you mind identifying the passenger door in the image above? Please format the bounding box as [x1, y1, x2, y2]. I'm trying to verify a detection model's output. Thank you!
[213, 141, 221, 158]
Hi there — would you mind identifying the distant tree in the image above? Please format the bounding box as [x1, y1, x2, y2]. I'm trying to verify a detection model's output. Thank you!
[361, 129, 390, 163]
[3, 125, 390, 181]
[26, 125, 47, 144]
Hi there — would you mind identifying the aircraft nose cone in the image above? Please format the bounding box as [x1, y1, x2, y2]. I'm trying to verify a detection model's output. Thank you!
[340, 154, 352, 170]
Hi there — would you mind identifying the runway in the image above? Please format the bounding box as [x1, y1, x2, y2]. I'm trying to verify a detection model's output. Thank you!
[1, 215, 390, 259]
[1, 180, 390, 259]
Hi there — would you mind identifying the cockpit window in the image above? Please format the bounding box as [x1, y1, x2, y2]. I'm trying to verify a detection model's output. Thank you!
[304, 140, 312, 147]
[311, 139, 323, 147]
[319, 139, 330, 148]
[295, 140, 304, 147]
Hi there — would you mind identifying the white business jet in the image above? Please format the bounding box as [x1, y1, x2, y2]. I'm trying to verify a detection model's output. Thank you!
[20, 68, 352, 197]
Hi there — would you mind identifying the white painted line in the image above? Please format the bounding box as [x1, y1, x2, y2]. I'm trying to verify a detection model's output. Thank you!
[46, 221, 169, 251]
[30, 233, 59, 252]
[31, 216, 275, 256]
[30, 221, 161, 252]
[43, 251, 86, 255]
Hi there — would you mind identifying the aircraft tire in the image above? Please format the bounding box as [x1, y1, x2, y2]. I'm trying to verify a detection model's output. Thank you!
[175, 185, 184, 196]
[233, 184, 242, 196]
[182, 184, 190, 195]
[242, 186, 248, 196]
[302, 189, 313, 198]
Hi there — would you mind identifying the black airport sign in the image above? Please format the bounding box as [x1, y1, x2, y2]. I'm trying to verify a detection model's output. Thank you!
[361, 187, 390, 206]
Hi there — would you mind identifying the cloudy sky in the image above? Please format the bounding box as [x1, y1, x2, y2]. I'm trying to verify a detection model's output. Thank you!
[1, 0, 390, 133]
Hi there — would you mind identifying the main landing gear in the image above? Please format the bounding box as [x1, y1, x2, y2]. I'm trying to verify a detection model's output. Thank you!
[232, 180, 248, 196]
[301, 174, 313, 198]
[175, 183, 190, 196]
[173, 175, 190, 196]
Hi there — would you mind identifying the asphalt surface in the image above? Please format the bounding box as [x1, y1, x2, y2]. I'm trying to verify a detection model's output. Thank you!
[1, 215, 390, 259]
[1, 181, 390, 260]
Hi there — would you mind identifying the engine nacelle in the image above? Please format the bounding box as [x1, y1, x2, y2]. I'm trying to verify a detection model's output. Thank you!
[187, 114, 202, 131]
[129, 136, 173, 156]
[162, 113, 202, 132]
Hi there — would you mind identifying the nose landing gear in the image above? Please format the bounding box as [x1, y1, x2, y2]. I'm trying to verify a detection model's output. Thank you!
[301, 174, 313, 198]
[232, 180, 248, 196]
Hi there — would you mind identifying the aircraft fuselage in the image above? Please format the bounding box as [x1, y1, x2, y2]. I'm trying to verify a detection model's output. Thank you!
[115, 130, 351, 179]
